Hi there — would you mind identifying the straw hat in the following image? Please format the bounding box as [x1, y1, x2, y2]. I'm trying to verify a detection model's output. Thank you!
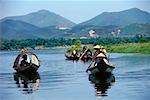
[103, 49, 107, 54]
[100, 46, 104, 49]
[99, 46, 107, 53]
[94, 45, 101, 49]
[96, 53, 106, 58]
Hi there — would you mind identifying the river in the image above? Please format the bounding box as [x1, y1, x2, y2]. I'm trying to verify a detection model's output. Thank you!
[0, 49, 150, 100]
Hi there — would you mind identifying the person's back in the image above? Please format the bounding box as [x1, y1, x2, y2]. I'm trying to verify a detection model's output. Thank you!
[72, 50, 78, 57]
[94, 53, 107, 67]
[20, 54, 30, 67]
[100, 46, 107, 57]
[92, 50, 100, 61]
[87, 49, 92, 56]
[92, 45, 101, 61]
[94, 57, 100, 67]
[82, 46, 87, 53]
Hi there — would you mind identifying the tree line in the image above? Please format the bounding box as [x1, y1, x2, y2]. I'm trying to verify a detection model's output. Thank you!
[0, 36, 150, 50]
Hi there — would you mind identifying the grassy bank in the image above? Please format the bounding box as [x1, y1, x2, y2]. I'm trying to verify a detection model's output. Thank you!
[107, 42, 150, 54]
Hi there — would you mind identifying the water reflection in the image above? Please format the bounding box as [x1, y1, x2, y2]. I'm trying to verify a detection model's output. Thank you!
[89, 73, 115, 98]
[13, 72, 40, 94]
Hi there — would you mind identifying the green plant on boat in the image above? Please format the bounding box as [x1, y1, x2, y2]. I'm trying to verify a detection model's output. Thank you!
[67, 40, 82, 53]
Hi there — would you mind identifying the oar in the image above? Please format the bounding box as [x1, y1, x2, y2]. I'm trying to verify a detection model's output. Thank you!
[85, 51, 98, 72]
[106, 48, 111, 63]
[85, 61, 94, 72]
[79, 48, 89, 60]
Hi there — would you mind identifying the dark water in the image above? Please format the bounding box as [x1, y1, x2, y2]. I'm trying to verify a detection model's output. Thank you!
[0, 49, 150, 100]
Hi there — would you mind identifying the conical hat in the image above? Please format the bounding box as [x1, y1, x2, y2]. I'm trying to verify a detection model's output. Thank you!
[103, 49, 107, 54]
[97, 53, 106, 57]
[100, 46, 104, 48]
[94, 45, 100, 49]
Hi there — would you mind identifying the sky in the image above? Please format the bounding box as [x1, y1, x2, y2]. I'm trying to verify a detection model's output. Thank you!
[0, 0, 150, 24]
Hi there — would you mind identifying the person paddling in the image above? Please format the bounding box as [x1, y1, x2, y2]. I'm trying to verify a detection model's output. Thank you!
[94, 53, 108, 67]
[92, 45, 101, 61]
[86, 45, 108, 72]
[85, 45, 101, 72]
[99, 46, 109, 62]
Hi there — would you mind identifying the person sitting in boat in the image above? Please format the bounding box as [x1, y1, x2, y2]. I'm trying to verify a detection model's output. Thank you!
[72, 50, 78, 57]
[20, 54, 30, 67]
[94, 53, 109, 70]
[92, 45, 101, 61]
[86, 49, 92, 59]
[99, 46, 109, 62]
[82, 45, 87, 53]
[20, 47, 26, 54]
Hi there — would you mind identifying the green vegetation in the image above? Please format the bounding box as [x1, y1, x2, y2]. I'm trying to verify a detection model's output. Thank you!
[107, 42, 150, 54]
[66, 40, 94, 54]
[0, 37, 150, 54]
[67, 40, 82, 52]
[0, 38, 73, 50]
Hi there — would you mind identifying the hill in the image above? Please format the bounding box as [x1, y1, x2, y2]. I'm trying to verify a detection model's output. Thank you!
[70, 8, 150, 37]
[79, 8, 150, 26]
[1, 8, 150, 39]
[0, 19, 50, 39]
[0, 19, 74, 40]
[1, 10, 75, 28]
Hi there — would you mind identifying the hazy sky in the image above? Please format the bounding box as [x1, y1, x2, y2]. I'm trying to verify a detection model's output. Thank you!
[0, 0, 150, 23]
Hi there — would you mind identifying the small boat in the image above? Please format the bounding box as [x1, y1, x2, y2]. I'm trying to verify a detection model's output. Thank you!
[87, 62, 115, 75]
[13, 52, 40, 73]
[87, 52, 115, 74]
[65, 53, 92, 61]
[65, 53, 79, 60]
[80, 55, 92, 61]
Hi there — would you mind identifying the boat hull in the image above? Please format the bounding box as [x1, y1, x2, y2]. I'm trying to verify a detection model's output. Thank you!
[89, 73, 115, 84]
[89, 65, 115, 74]
[15, 64, 39, 73]
[65, 54, 79, 60]
[65, 54, 92, 61]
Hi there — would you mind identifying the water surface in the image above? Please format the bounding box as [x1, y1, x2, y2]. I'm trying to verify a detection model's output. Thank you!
[0, 49, 150, 100]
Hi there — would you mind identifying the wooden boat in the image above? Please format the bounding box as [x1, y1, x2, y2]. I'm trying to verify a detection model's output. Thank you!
[88, 63, 115, 74]
[65, 53, 92, 61]
[65, 53, 79, 60]
[13, 52, 40, 73]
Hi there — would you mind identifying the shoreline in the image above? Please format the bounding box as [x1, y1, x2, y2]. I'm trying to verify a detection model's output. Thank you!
[107, 42, 150, 54]
[0, 42, 150, 54]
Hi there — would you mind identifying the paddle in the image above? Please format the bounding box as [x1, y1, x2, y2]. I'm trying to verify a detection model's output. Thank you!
[106, 48, 111, 63]
[85, 50, 99, 72]
[79, 48, 89, 60]
[85, 61, 94, 72]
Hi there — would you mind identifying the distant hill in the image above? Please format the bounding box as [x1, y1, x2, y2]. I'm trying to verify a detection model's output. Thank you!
[69, 23, 150, 37]
[79, 8, 150, 26]
[121, 23, 150, 35]
[68, 25, 119, 37]
[1, 10, 75, 28]
[70, 8, 150, 37]
[0, 19, 72, 39]
[0, 20, 49, 39]
[1, 8, 150, 40]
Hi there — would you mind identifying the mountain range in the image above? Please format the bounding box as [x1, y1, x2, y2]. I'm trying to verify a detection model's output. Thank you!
[0, 8, 150, 40]
[79, 8, 150, 26]
[1, 10, 75, 28]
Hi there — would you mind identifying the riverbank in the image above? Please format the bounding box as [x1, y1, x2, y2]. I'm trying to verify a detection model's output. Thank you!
[107, 42, 150, 54]
[1, 41, 150, 54]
